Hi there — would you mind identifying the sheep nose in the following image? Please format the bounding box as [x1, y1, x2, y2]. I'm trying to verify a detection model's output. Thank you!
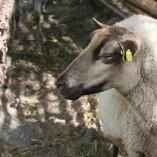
[56, 75, 83, 100]
[57, 81, 66, 89]
[56, 76, 68, 93]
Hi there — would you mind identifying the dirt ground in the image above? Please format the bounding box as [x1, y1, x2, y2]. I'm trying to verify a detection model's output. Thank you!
[0, 0, 124, 157]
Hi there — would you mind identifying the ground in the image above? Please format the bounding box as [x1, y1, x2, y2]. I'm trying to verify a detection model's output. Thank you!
[0, 1, 124, 157]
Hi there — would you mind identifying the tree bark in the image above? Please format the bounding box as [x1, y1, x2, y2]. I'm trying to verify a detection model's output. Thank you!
[0, 0, 35, 148]
[0, 0, 14, 87]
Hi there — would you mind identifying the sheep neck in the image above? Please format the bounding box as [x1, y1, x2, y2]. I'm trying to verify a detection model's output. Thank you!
[125, 49, 157, 134]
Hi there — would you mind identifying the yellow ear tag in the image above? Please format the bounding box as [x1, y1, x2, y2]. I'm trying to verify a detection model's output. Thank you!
[126, 49, 133, 61]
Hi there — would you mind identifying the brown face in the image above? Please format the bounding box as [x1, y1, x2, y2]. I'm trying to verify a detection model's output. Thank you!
[56, 26, 141, 100]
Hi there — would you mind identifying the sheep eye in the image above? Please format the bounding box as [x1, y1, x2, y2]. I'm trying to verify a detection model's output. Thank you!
[103, 54, 113, 60]
[100, 53, 117, 64]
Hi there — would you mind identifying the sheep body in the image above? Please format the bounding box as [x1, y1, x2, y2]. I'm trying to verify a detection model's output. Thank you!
[99, 89, 153, 156]
[99, 14, 157, 157]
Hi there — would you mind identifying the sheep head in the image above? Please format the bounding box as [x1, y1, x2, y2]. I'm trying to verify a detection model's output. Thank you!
[56, 22, 142, 100]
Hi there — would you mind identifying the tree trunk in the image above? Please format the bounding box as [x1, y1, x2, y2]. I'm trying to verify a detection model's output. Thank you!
[0, 0, 14, 89]
[0, 0, 33, 148]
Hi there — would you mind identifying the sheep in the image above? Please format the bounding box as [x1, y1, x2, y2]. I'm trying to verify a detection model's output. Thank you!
[13, 0, 49, 44]
[56, 14, 157, 157]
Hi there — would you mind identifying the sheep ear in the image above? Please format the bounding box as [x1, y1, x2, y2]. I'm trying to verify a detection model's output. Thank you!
[92, 18, 109, 29]
[119, 41, 138, 62]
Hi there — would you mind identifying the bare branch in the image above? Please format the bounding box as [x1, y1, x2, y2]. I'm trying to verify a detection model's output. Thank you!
[121, 0, 157, 19]
[97, 0, 128, 19]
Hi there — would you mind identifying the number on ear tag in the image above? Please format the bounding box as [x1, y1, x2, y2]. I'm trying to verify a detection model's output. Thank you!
[126, 49, 133, 61]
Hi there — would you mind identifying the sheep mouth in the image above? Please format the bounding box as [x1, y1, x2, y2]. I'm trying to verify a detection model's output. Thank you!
[58, 81, 106, 101]
[58, 85, 83, 100]
[82, 82, 106, 95]
[63, 89, 83, 100]
[63, 82, 105, 100]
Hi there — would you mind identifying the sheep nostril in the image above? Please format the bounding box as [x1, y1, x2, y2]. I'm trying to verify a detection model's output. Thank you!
[56, 79, 67, 92]
[57, 82, 66, 88]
